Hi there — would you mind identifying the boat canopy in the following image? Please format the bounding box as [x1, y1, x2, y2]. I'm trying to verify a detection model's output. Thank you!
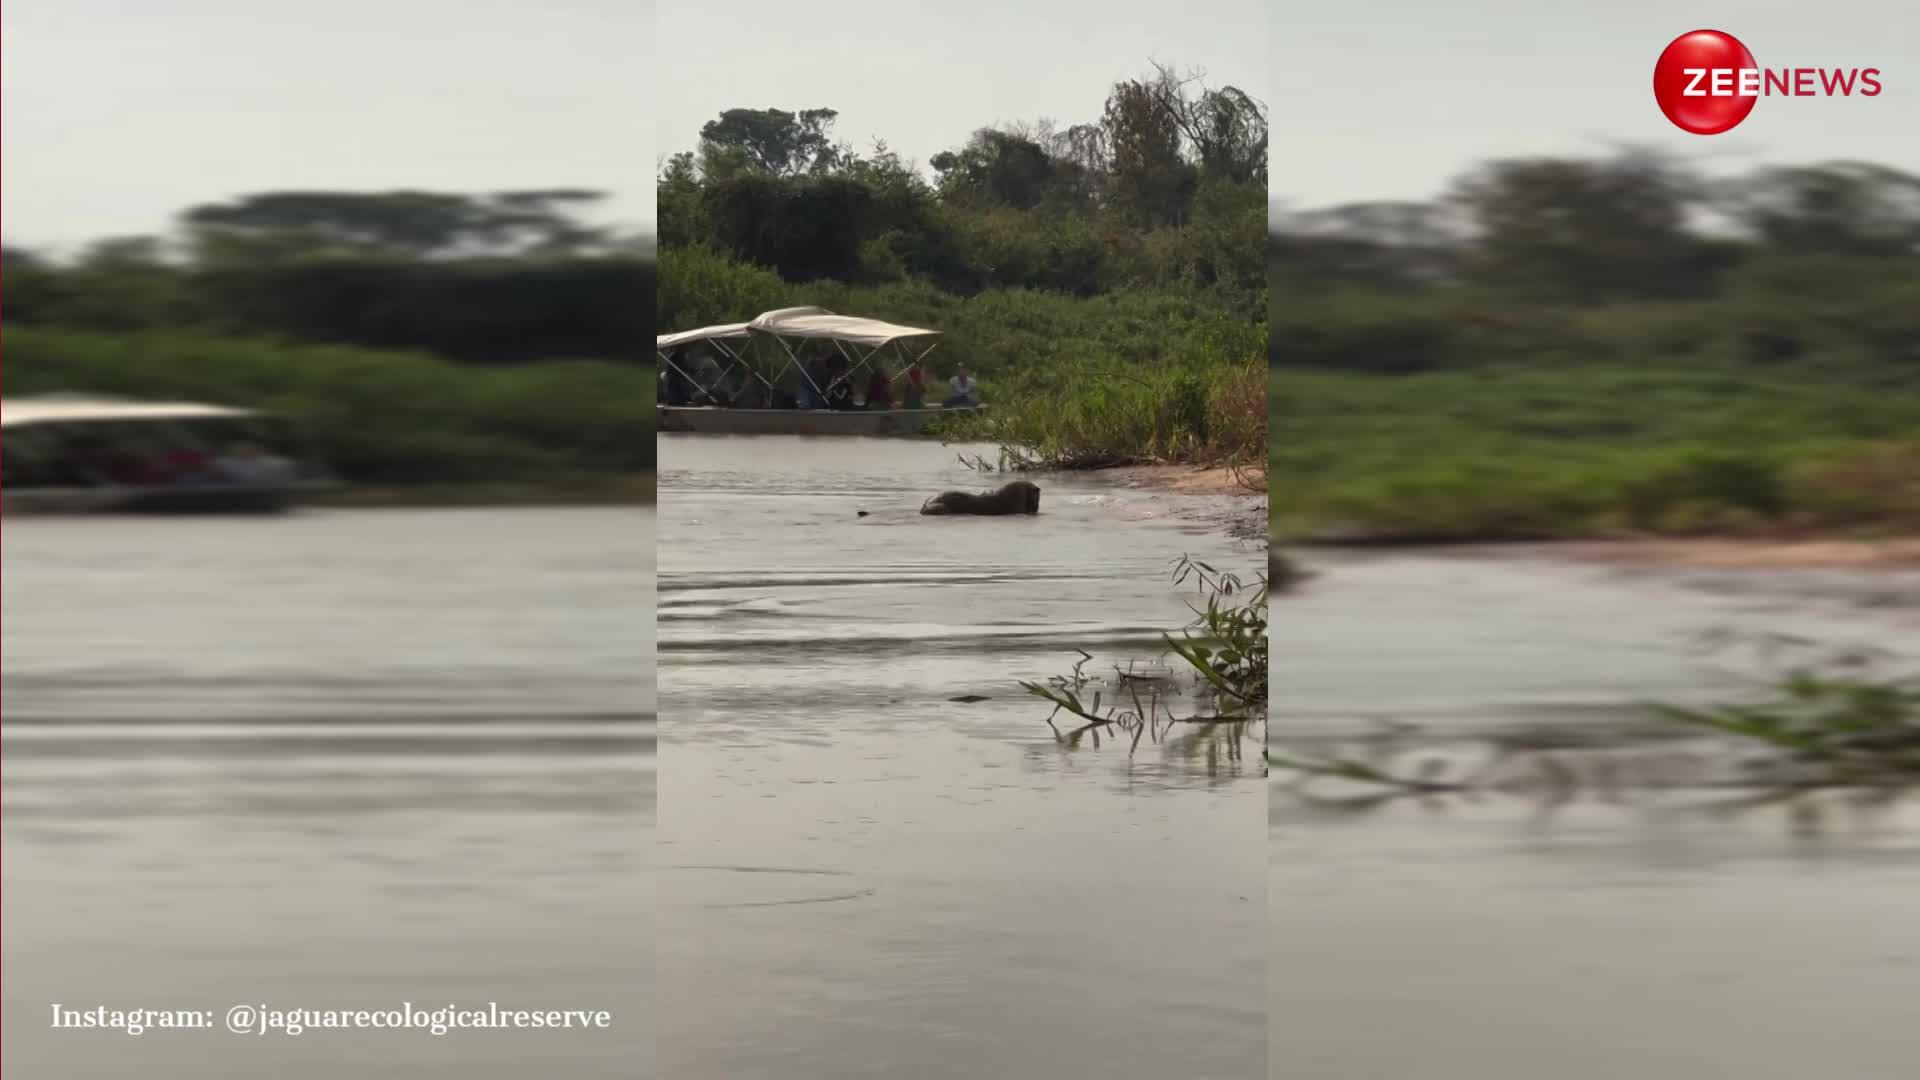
[747, 309, 939, 347]
[655, 323, 752, 351]
[2, 397, 261, 428]
[749, 305, 833, 323]
[658, 307, 944, 410]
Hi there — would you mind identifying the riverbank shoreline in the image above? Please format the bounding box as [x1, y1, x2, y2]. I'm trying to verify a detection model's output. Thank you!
[316, 474, 656, 509]
[1555, 537, 1920, 570]
[1098, 463, 1267, 543]
[1279, 535, 1920, 570]
[1104, 462, 1262, 496]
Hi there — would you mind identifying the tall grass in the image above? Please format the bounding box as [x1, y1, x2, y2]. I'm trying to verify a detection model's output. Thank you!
[1273, 365, 1920, 540]
[945, 358, 1265, 471]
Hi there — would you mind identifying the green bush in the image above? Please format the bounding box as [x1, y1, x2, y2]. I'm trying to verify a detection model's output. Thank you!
[1272, 366, 1920, 540]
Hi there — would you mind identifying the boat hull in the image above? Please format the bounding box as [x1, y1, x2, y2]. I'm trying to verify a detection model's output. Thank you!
[1, 481, 332, 516]
[656, 404, 981, 437]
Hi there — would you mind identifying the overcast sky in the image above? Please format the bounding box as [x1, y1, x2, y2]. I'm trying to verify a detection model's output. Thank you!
[11, 2, 1908, 249]
[657, 0, 1267, 179]
[1277, 0, 1920, 211]
[2, 0, 652, 253]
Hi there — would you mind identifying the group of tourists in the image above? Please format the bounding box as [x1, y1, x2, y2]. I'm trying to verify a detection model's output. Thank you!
[660, 348, 981, 412]
[3, 429, 298, 490]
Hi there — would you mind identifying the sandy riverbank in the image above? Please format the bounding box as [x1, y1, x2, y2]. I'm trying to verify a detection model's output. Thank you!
[1098, 463, 1268, 542]
[1104, 462, 1263, 496]
[1550, 537, 1920, 570]
[1278, 534, 1920, 571]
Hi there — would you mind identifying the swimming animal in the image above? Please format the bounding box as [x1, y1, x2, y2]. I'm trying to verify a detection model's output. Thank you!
[919, 480, 1041, 516]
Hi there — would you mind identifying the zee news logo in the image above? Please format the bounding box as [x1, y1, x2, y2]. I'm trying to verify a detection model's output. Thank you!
[1654, 29, 1883, 135]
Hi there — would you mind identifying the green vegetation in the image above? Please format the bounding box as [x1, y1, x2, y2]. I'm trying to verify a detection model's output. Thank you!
[5, 190, 653, 492]
[1653, 675, 1920, 788]
[659, 63, 1265, 470]
[1273, 153, 1920, 540]
[1274, 365, 1920, 539]
[950, 357, 1266, 472]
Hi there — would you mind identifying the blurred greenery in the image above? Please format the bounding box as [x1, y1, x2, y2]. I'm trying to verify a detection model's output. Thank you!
[4, 190, 654, 490]
[1272, 150, 1920, 539]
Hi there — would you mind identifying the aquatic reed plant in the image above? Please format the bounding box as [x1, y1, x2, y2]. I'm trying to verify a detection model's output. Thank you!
[1025, 555, 1268, 771]
[1270, 633, 1920, 828]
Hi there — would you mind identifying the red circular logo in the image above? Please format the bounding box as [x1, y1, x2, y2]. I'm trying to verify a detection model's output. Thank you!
[1653, 29, 1758, 134]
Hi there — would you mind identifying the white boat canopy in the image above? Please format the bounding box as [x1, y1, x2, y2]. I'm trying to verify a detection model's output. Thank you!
[747, 309, 939, 347]
[658, 307, 943, 409]
[655, 323, 751, 351]
[2, 397, 261, 428]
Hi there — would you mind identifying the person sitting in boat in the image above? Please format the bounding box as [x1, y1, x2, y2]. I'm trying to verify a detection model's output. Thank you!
[943, 367, 980, 408]
[904, 363, 928, 409]
[825, 374, 855, 410]
[731, 379, 769, 409]
[865, 366, 894, 410]
[713, 367, 745, 407]
[211, 442, 296, 486]
[797, 357, 829, 409]
[663, 362, 693, 406]
[689, 350, 724, 405]
[160, 446, 220, 485]
[64, 438, 122, 486]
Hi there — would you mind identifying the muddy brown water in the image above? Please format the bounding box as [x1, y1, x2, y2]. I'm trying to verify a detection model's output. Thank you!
[659, 435, 1267, 1079]
[1272, 548, 1920, 1079]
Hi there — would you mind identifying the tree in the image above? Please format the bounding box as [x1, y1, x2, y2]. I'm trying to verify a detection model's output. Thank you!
[697, 108, 847, 177]
[184, 191, 481, 258]
[931, 129, 1060, 210]
[657, 152, 708, 248]
[182, 190, 612, 262]
[1717, 161, 1920, 257]
[1272, 201, 1469, 288]
[473, 189, 613, 255]
[1143, 63, 1267, 185]
[1102, 73, 1197, 228]
[1451, 151, 1733, 301]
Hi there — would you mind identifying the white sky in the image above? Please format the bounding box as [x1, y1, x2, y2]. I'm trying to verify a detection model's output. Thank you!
[1276, 0, 1920, 210]
[2, 0, 653, 252]
[11, 2, 1906, 247]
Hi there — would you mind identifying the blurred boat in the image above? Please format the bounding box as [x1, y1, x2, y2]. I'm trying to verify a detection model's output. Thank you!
[1, 396, 336, 514]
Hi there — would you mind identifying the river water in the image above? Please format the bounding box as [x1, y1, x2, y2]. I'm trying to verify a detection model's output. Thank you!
[1272, 548, 1920, 1080]
[657, 435, 1267, 1079]
[1, 508, 654, 1079]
